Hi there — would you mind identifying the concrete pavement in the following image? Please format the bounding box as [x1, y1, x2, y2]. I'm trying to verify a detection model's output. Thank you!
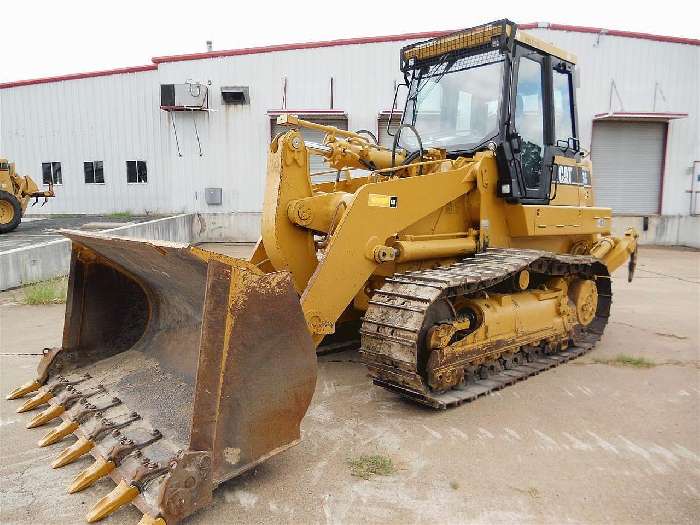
[0, 215, 154, 252]
[1, 246, 698, 524]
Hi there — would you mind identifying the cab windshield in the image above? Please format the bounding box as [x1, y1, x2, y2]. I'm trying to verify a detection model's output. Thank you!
[402, 54, 504, 154]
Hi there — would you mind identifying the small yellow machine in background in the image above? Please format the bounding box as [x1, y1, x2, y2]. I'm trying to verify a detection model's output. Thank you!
[7, 19, 638, 525]
[0, 157, 54, 233]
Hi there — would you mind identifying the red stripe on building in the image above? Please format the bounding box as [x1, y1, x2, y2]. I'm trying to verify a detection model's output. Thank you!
[0, 65, 158, 90]
[1, 23, 697, 89]
[543, 23, 700, 46]
[151, 29, 455, 64]
[150, 23, 698, 65]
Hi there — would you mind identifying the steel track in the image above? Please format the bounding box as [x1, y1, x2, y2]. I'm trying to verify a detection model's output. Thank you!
[360, 248, 611, 409]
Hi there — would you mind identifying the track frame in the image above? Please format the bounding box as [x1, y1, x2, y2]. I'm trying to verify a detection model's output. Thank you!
[361, 248, 611, 408]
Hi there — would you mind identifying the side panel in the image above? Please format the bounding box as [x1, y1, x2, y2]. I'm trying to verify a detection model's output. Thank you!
[472, 153, 609, 252]
[505, 205, 611, 237]
[549, 155, 594, 207]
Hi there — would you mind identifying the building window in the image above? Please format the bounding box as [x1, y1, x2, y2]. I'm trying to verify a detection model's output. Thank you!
[126, 160, 147, 183]
[84, 161, 105, 184]
[42, 162, 62, 185]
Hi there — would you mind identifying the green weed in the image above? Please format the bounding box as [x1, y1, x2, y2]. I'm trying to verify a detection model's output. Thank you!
[22, 278, 68, 305]
[347, 454, 395, 480]
[592, 354, 656, 368]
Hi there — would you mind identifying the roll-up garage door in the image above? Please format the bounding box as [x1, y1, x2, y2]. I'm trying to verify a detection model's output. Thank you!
[270, 114, 348, 181]
[591, 120, 665, 214]
[378, 112, 402, 148]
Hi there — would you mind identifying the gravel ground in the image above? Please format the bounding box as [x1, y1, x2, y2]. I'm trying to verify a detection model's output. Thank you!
[0, 246, 698, 525]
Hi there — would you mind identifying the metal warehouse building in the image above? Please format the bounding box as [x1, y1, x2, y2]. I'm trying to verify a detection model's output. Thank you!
[1, 22, 698, 246]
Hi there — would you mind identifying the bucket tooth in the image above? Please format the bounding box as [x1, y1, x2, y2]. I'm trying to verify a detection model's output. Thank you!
[86, 480, 139, 523]
[17, 390, 54, 413]
[38, 420, 79, 447]
[6, 379, 41, 400]
[69, 457, 115, 493]
[52, 437, 94, 468]
[138, 514, 166, 525]
[30, 385, 105, 430]
[26, 404, 65, 428]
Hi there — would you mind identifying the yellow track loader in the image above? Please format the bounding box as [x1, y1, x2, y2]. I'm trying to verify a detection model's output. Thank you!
[0, 158, 55, 233]
[7, 20, 637, 524]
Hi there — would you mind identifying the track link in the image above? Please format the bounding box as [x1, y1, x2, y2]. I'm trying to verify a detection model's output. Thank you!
[360, 248, 611, 409]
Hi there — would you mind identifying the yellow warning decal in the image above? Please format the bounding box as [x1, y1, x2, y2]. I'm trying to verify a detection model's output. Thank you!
[368, 194, 398, 208]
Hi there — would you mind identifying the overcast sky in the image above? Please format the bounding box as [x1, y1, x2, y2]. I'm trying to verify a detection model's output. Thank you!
[2, 0, 697, 83]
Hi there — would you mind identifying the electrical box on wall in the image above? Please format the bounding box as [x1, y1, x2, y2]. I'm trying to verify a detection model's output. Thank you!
[161, 83, 208, 109]
[205, 187, 222, 205]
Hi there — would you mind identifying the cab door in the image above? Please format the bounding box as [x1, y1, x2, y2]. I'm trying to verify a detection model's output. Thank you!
[549, 58, 588, 205]
[512, 49, 549, 202]
[512, 48, 580, 204]
[550, 59, 578, 162]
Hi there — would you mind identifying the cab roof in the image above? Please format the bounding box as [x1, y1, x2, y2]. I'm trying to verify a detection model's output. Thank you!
[401, 19, 576, 71]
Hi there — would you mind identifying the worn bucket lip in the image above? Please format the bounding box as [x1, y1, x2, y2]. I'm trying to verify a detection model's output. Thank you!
[60, 229, 193, 250]
[59, 229, 265, 274]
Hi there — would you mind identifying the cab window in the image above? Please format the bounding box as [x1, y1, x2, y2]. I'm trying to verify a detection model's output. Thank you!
[515, 56, 545, 189]
[553, 68, 575, 144]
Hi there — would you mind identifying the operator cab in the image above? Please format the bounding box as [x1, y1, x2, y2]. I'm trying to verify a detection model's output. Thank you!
[395, 19, 581, 204]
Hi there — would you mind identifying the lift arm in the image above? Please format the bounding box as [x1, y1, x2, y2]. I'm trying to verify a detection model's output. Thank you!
[260, 128, 478, 344]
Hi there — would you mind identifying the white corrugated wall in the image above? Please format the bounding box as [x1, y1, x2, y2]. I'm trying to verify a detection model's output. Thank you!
[1, 71, 179, 214]
[0, 29, 698, 217]
[527, 28, 699, 216]
[152, 40, 414, 214]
